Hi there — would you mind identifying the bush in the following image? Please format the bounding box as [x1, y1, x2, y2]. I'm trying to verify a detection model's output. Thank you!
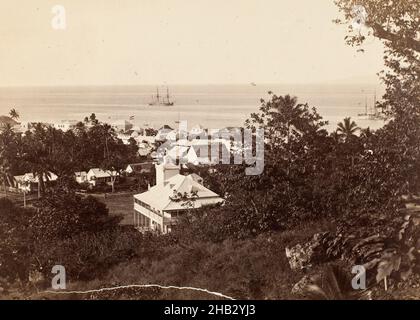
[33, 227, 144, 282]
[0, 198, 32, 282]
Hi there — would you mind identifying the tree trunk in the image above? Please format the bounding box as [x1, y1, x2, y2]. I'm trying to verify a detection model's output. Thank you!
[3, 181, 7, 198]
[38, 174, 45, 198]
[23, 191, 26, 207]
[6, 175, 12, 188]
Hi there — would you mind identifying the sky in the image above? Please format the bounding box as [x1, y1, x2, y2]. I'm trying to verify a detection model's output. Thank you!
[0, 0, 385, 86]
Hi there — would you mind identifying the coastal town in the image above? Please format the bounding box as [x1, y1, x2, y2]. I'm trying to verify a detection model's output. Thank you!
[0, 112, 237, 233]
[1, 0, 419, 305]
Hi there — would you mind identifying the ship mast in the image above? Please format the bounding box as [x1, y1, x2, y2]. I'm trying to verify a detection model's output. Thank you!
[156, 87, 160, 104]
[365, 96, 368, 115]
[373, 89, 377, 115]
[166, 87, 170, 104]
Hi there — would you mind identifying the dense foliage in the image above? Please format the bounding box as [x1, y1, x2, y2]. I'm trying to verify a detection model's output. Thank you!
[1, 1, 419, 299]
[0, 113, 139, 196]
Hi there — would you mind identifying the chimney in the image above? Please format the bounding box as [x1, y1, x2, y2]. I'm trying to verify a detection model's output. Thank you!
[155, 156, 180, 186]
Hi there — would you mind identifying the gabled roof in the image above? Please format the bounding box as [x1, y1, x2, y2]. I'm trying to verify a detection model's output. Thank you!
[134, 173, 222, 212]
[159, 124, 174, 131]
[88, 168, 117, 178]
[14, 172, 58, 183]
[166, 145, 189, 160]
[126, 162, 153, 172]
[13, 175, 25, 182]
[189, 173, 203, 184]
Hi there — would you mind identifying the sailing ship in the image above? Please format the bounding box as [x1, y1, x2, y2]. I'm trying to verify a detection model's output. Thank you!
[357, 90, 386, 120]
[148, 87, 174, 106]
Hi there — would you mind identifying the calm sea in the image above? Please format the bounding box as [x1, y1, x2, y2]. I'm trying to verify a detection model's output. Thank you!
[0, 84, 386, 132]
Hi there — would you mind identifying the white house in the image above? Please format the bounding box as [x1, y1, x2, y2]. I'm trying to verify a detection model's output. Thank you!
[111, 120, 133, 133]
[137, 142, 153, 157]
[135, 135, 156, 145]
[133, 157, 223, 233]
[165, 139, 231, 165]
[166, 145, 190, 163]
[116, 133, 133, 145]
[190, 124, 207, 137]
[74, 171, 88, 184]
[165, 129, 178, 142]
[13, 172, 58, 193]
[155, 125, 174, 141]
[86, 168, 118, 186]
[125, 162, 154, 175]
[53, 120, 79, 132]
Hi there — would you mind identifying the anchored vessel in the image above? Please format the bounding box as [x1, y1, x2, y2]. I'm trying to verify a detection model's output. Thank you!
[149, 87, 174, 106]
[357, 91, 386, 121]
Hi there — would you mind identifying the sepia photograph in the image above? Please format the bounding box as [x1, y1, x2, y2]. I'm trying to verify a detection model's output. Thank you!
[0, 0, 419, 310]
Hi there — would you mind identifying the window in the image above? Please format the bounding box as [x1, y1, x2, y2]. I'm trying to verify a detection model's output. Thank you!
[135, 198, 161, 216]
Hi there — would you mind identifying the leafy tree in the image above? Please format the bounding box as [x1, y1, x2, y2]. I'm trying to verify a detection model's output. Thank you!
[335, 0, 420, 194]
[334, 0, 419, 123]
[29, 189, 121, 242]
[334, 0, 419, 53]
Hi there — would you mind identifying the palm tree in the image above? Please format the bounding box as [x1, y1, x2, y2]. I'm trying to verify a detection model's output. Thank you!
[0, 123, 16, 197]
[27, 149, 52, 199]
[0, 156, 11, 198]
[336, 117, 360, 142]
[9, 108, 20, 121]
[23, 124, 52, 198]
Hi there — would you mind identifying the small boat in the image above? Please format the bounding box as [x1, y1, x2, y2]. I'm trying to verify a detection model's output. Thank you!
[148, 87, 174, 106]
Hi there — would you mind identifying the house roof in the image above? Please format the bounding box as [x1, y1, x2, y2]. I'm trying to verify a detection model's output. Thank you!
[14, 172, 58, 183]
[189, 173, 203, 183]
[13, 175, 25, 182]
[159, 124, 174, 131]
[88, 168, 117, 178]
[138, 148, 152, 157]
[134, 173, 222, 212]
[167, 145, 190, 160]
[126, 162, 153, 172]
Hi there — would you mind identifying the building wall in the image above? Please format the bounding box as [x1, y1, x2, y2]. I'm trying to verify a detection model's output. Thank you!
[134, 196, 223, 234]
[134, 200, 163, 232]
[155, 163, 180, 186]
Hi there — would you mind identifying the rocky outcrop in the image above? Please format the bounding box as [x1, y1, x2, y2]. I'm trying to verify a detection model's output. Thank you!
[287, 204, 420, 297]
[285, 232, 332, 270]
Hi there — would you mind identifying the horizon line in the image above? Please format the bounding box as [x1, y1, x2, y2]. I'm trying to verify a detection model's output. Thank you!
[0, 81, 383, 89]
